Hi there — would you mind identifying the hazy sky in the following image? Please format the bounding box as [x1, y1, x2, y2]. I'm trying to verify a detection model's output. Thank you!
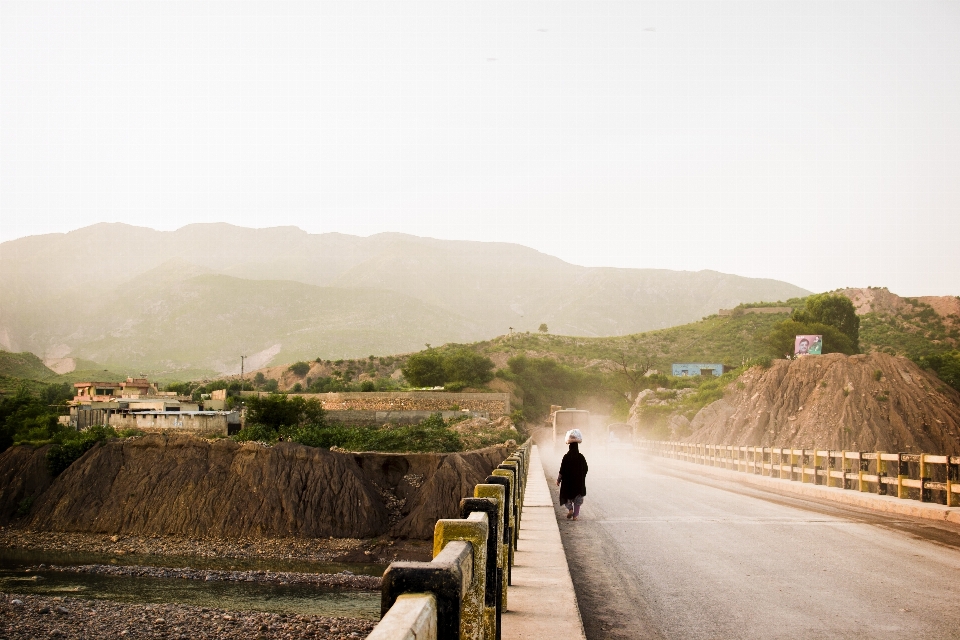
[2, 1, 959, 295]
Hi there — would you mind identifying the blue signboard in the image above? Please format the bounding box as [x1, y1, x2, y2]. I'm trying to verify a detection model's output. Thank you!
[672, 363, 725, 377]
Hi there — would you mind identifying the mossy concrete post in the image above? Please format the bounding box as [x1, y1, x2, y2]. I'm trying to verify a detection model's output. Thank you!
[498, 461, 521, 537]
[482, 474, 512, 606]
[460, 498, 500, 640]
[507, 454, 525, 501]
[474, 483, 507, 616]
[492, 469, 517, 560]
[434, 513, 489, 640]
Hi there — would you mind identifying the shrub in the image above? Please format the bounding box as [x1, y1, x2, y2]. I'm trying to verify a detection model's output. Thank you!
[233, 423, 279, 443]
[244, 393, 325, 430]
[791, 293, 860, 351]
[402, 351, 446, 387]
[766, 320, 857, 358]
[360, 380, 376, 392]
[289, 362, 311, 377]
[46, 424, 118, 476]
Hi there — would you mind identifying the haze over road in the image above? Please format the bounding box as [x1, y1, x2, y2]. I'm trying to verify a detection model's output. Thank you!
[542, 445, 960, 640]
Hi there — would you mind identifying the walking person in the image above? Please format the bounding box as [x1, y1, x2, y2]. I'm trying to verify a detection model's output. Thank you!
[557, 429, 588, 521]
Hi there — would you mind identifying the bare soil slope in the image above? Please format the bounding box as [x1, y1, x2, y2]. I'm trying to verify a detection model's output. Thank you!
[4, 434, 511, 539]
[685, 353, 960, 453]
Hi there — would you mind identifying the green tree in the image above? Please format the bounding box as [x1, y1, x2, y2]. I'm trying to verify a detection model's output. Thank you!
[538, 323, 549, 333]
[916, 351, 960, 391]
[288, 361, 310, 377]
[402, 350, 446, 387]
[766, 320, 857, 359]
[244, 393, 325, 431]
[442, 349, 495, 387]
[792, 293, 860, 351]
[253, 372, 266, 387]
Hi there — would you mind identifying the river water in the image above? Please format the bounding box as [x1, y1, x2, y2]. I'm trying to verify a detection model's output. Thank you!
[0, 548, 384, 619]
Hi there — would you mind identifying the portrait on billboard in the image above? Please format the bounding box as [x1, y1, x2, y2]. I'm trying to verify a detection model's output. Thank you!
[794, 335, 822, 356]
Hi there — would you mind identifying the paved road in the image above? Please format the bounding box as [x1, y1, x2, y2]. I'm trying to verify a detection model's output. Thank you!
[541, 444, 960, 640]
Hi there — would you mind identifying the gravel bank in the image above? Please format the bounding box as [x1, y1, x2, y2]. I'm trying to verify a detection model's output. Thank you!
[1, 593, 376, 639]
[30, 564, 381, 590]
[0, 528, 432, 564]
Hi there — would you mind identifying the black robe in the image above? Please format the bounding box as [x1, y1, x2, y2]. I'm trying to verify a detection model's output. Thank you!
[558, 443, 588, 503]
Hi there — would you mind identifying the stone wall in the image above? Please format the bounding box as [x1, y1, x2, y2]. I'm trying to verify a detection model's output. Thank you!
[244, 391, 511, 419]
[108, 412, 240, 437]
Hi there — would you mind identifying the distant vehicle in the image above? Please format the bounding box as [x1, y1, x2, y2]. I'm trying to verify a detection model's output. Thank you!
[606, 422, 634, 449]
[551, 409, 591, 450]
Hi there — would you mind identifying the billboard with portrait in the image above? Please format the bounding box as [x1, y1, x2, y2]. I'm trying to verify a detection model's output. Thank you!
[794, 335, 822, 356]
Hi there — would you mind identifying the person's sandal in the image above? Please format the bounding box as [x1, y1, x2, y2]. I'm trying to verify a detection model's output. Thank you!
[572, 516, 579, 521]
[566, 511, 573, 519]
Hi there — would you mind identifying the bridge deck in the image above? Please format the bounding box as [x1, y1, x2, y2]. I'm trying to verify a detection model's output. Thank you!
[541, 444, 960, 640]
[502, 444, 586, 640]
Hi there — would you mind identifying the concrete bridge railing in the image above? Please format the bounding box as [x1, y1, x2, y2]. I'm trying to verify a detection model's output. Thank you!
[639, 440, 960, 507]
[368, 439, 531, 640]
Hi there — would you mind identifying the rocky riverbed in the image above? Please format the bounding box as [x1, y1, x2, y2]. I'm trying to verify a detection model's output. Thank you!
[0, 528, 432, 564]
[1, 593, 376, 639]
[27, 563, 381, 590]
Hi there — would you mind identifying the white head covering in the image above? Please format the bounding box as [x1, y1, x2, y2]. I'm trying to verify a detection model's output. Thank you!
[565, 429, 583, 444]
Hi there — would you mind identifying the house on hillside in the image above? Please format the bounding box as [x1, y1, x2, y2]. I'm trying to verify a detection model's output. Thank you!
[672, 363, 731, 377]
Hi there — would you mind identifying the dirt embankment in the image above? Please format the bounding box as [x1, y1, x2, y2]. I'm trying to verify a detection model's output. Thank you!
[0, 434, 511, 540]
[683, 352, 960, 453]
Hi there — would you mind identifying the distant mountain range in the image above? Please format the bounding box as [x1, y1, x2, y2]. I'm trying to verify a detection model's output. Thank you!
[0, 224, 810, 376]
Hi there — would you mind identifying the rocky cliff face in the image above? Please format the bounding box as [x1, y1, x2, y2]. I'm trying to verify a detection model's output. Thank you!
[0, 444, 54, 524]
[683, 353, 960, 453]
[3, 434, 511, 539]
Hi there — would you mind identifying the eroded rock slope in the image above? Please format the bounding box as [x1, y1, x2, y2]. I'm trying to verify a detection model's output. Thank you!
[2, 434, 511, 539]
[684, 353, 960, 453]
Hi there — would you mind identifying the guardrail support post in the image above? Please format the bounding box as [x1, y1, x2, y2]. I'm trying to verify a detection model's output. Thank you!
[858, 452, 868, 492]
[947, 457, 958, 508]
[434, 514, 489, 640]
[897, 453, 908, 499]
[920, 454, 931, 502]
[461, 498, 501, 640]
[876, 452, 886, 495]
[381, 541, 474, 640]
[482, 474, 513, 603]
[474, 483, 507, 626]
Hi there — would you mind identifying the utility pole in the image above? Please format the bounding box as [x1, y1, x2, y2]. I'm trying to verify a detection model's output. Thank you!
[240, 355, 246, 382]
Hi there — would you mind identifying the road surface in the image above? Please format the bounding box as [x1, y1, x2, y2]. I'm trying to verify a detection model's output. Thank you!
[541, 444, 960, 640]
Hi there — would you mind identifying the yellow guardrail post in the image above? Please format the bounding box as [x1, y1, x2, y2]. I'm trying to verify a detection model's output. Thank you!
[840, 450, 848, 489]
[897, 453, 908, 499]
[919, 454, 929, 502]
[947, 456, 958, 508]
[812, 450, 821, 485]
[876, 452, 886, 495]
[434, 513, 489, 640]
[858, 452, 867, 492]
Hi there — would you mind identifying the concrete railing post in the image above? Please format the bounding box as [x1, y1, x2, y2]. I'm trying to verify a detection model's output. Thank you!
[367, 594, 438, 640]
[481, 475, 512, 605]
[434, 513, 489, 640]
[461, 498, 501, 640]
[473, 483, 506, 630]
[876, 452, 887, 495]
[381, 540, 474, 640]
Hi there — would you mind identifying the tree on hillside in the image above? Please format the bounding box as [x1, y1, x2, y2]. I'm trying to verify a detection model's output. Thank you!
[442, 349, 495, 387]
[538, 323, 549, 333]
[792, 293, 860, 351]
[244, 393, 325, 430]
[402, 348, 495, 388]
[288, 361, 310, 377]
[766, 320, 857, 359]
[402, 350, 446, 387]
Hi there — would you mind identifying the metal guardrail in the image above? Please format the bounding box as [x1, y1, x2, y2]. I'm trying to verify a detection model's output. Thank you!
[639, 440, 960, 507]
[369, 439, 532, 640]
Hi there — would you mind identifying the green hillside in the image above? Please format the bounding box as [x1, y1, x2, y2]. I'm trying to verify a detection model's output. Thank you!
[0, 351, 57, 381]
[0, 223, 810, 374]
